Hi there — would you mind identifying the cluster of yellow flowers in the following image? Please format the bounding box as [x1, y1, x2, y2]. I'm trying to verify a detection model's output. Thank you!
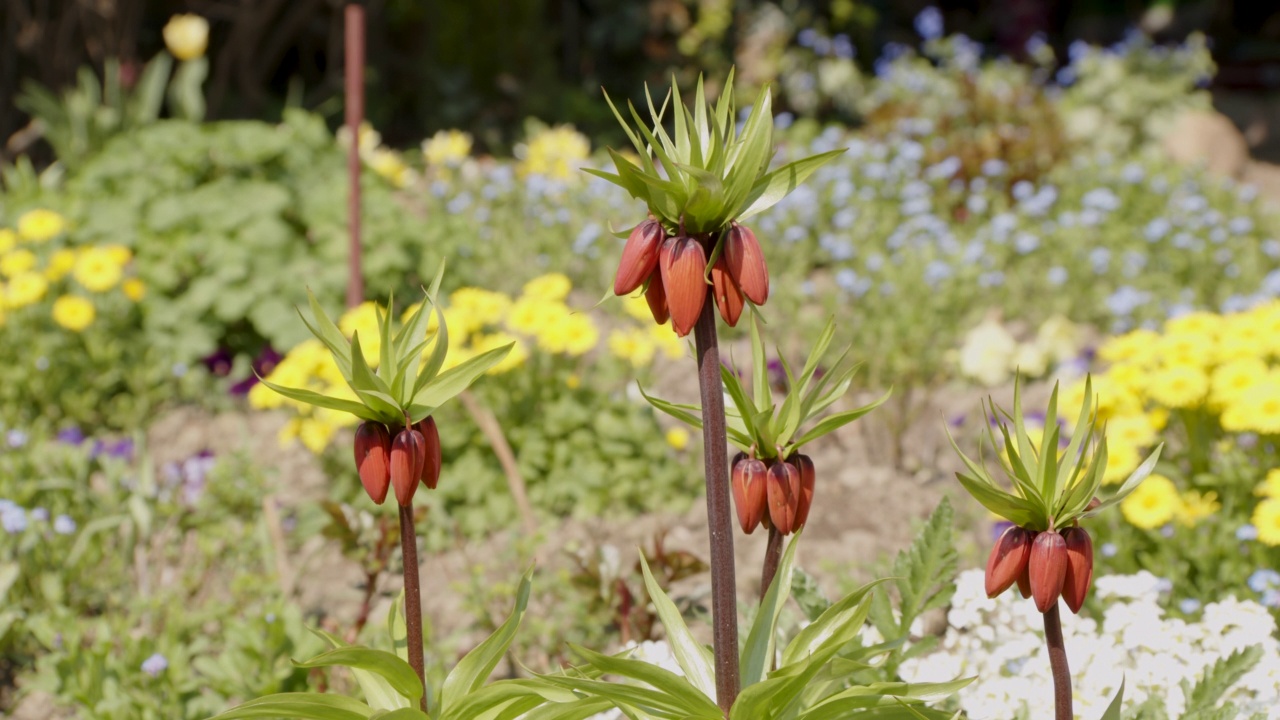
[608, 294, 685, 367]
[1119, 473, 1220, 531]
[421, 130, 473, 168]
[515, 125, 590, 180]
[0, 209, 144, 332]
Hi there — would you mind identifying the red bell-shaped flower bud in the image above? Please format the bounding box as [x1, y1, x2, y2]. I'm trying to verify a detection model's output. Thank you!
[788, 453, 815, 530]
[390, 428, 426, 507]
[984, 526, 1034, 598]
[354, 422, 392, 505]
[1061, 527, 1094, 614]
[1016, 563, 1033, 599]
[725, 223, 768, 306]
[1029, 530, 1069, 613]
[644, 271, 670, 325]
[710, 253, 745, 327]
[765, 460, 801, 535]
[614, 219, 665, 296]
[731, 453, 768, 534]
[414, 417, 442, 490]
[659, 235, 708, 337]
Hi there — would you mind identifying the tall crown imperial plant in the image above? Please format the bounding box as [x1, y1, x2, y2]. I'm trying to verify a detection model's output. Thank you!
[947, 377, 1161, 720]
[590, 73, 843, 714]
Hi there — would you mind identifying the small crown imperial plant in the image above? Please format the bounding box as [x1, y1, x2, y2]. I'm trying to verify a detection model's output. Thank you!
[589, 71, 844, 336]
[644, 316, 888, 537]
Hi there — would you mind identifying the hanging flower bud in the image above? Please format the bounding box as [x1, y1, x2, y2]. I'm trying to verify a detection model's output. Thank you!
[614, 219, 666, 296]
[1029, 530, 1069, 613]
[1061, 527, 1094, 614]
[414, 417, 442, 490]
[353, 422, 392, 504]
[765, 460, 801, 535]
[1016, 562, 1033, 599]
[725, 223, 768, 306]
[984, 526, 1033, 598]
[788, 453, 815, 529]
[644, 271, 670, 325]
[659, 235, 708, 337]
[390, 428, 426, 507]
[710, 253, 745, 327]
[731, 453, 768, 534]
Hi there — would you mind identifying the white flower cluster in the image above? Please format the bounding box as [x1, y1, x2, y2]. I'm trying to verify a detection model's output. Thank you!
[899, 569, 1280, 718]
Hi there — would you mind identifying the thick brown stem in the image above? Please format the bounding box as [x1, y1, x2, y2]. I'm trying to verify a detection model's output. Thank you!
[759, 525, 783, 602]
[343, 3, 364, 308]
[1043, 605, 1072, 720]
[691, 295, 739, 716]
[398, 505, 427, 712]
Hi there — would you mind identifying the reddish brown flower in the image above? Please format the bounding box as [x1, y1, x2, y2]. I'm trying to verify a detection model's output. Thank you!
[765, 460, 800, 535]
[789, 453, 815, 530]
[354, 422, 391, 505]
[725, 223, 768, 306]
[1016, 562, 1033, 599]
[984, 526, 1034, 598]
[731, 453, 768, 534]
[644, 272, 670, 325]
[1061, 527, 1094, 614]
[710, 253, 745, 327]
[614, 218, 666, 296]
[414, 417, 442, 490]
[1029, 530, 1069, 613]
[390, 428, 426, 507]
[659, 235, 708, 337]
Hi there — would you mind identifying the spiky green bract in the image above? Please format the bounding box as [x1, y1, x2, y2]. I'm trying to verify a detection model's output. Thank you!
[640, 315, 888, 459]
[209, 572, 605, 720]
[534, 533, 971, 719]
[588, 71, 844, 236]
[946, 376, 1164, 532]
[868, 498, 958, 678]
[259, 261, 513, 427]
[1180, 645, 1263, 719]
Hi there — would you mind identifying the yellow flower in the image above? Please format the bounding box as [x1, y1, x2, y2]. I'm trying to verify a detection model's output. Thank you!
[538, 313, 598, 356]
[1221, 378, 1280, 434]
[449, 287, 511, 328]
[45, 249, 76, 281]
[73, 247, 124, 292]
[0, 229, 15, 252]
[649, 322, 684, 359]
[1102, 440, 1141, 484]
[666, 427, 690, 451]
[1210, 357, 1267, 408]
[1252, 498, 1280, 547]
[368, 148, 411, 188]
[52, 295, 95, 331]
[1164, 311, 1220, 338]
[1147, 408, 1169, 430]
[122, 278, 146, 301]
[1157, 331, 1215, 369]
[6, 272, 48, 307]
[623, 293, 654, 322]
[472, 332, 527, 374]
[102, 244, 132, 266]
[1176, 490, 1219, 527]
[280, 416, 337, 454]
[1146, 363, 1207, 408]
[1, 249, 37, 277]
[515, 125, 590, 179]
[1107, 414, 1156, 450]
[422, 130, 473, 167]
[506, 297, 569, 336]
[1121, 474, 1183, 529]
[163, 14, 210, 61]
[1217, 313, 1267, 364]
[16, 209, 66, 243]
[522, 273, 572, 302]
[609, 328, 656, 368]
[1257, 469, 1280, 498]
[566, 373, 582, 389]
[249, 381, 283, 410]
[1097, 328, 1160, 365]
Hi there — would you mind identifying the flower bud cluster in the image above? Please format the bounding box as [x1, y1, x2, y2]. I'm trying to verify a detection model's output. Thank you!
[354, 417, 442, 507]
[985, 522, 1095, 614]
[614, 219, 769, 336]
[731, 451, 814, 535]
